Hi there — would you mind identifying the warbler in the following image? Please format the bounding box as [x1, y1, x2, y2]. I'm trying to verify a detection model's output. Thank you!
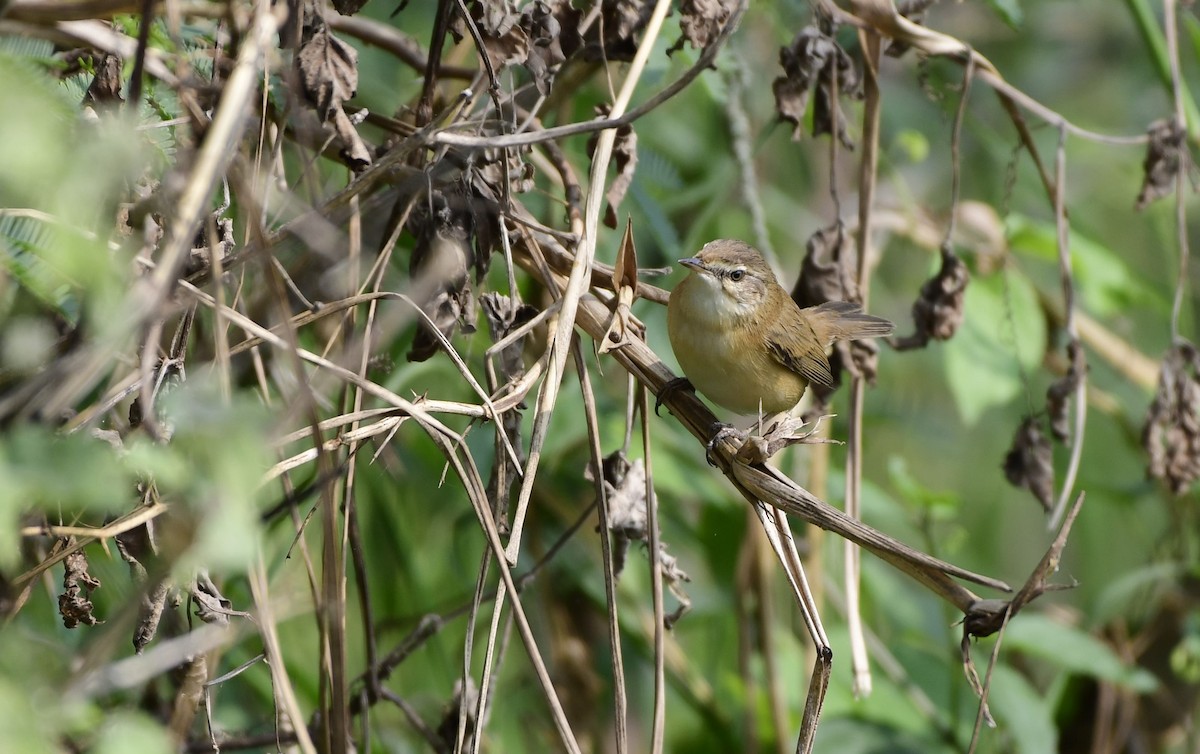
[666, 239, 893, 420]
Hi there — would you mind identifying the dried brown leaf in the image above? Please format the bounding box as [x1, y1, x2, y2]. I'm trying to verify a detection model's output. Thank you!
[1136, 118, 1186, 210]
[523, 0, 582, 93]
[1143, 342, 1200, 494]
[668, 0, 736, 54]
[83, 53, 123, 109]
[481, 293, 537, 381]
[59, 548, 102, 628]
[893, 246, 970, 351]
[191, 571, 233, 626]
[1003, 417, 1055, 511]
[436, 679, 479, 753]
[296, 17, 372, 170]
[792, 224, 859, 308]
[332, 0, 369, 17]
[596, 0, 653, 61]
[773, 26, 860, 147]
[593, 450, 689, 620]
[296, 19, 358, 122]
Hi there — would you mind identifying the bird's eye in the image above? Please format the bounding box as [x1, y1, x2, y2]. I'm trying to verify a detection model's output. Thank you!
[729, 269, 745, 282]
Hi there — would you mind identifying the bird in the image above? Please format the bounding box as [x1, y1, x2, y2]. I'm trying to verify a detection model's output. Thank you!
[666, 239, 894, 431]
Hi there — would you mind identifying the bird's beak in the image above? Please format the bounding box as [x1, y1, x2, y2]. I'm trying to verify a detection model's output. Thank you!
[678, 257, 705, 273]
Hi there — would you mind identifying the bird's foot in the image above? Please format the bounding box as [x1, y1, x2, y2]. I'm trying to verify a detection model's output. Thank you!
[655, 377, 695, 417]
[705, 422, 748, 467]
[735, 413, 841, 465]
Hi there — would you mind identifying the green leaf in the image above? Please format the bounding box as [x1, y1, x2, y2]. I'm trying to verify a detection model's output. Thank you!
[988, 664, 1056, 754]
[1007, 214, 1159, 318]
[1005, 613, 1159, 692]
[985, 0, 1023, 29]
[943, 268, 1044, 425]
[0, 426, 135, 567]
[90, 713, 173, 754]
[159, 382, 272, 573]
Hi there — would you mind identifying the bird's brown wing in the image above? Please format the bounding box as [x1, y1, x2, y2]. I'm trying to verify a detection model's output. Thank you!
[766, 318, 834, 387]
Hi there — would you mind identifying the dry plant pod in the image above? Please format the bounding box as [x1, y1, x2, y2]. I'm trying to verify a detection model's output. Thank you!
[773, 25, 861, 147]
[668, 0, 737, 53]
[586, 105, 638, 229]
[1143, 341, 1200, 494]
[1046, 338, 1084, 443]
[295, 16, 371, 170]
[59, 547, 102, 628]
[1003, 416, 1055, 511]
[893, 245, 969, 351]
[1136, 118, 1186, 210]
[598, 220, 638, 353]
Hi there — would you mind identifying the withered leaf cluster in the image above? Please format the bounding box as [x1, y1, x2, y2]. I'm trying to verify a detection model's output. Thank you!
[1143, 341, 1200, 495]
[1002, 340, 1085, 510]
[893, 245, 970, 351]
[453, 0, 583, 94]
[1003, 416, 1055, 511]
[593, 450, 690, 625]
[669, 0, 738, 54]
[59, 548, 102, 628]
[295, 15, 372, 170]
[1135, 118, 1186, 210]
[773, 25, 861, 148]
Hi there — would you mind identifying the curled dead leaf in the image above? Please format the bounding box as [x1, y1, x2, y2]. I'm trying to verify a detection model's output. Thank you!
[773, 25, 861, 147]
[1136, 118, 1186, 211]
[59, 547, 102, 628]
[592, 450, 690, 623]
[893, 245, 969, 351]
[1003, 416, 1055, 511]
[295, 17, 372, 170]
[669, 0, 737, 54]
[1143, 341, 1200, 495]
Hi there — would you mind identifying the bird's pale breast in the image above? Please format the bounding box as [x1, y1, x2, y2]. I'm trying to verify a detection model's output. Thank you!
[667, 276, 807, 415]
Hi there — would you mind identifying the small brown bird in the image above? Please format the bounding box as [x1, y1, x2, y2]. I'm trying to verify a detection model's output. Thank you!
[667, 239, 894, 419]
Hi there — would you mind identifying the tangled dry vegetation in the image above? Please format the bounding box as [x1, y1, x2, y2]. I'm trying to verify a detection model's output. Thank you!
[0, 0, 1197, 752]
